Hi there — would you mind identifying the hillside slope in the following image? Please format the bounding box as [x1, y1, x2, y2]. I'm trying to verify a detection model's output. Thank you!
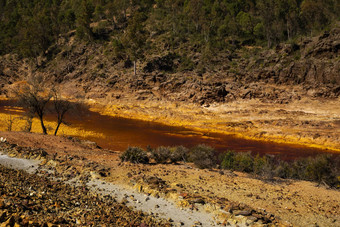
[0, 25, 340, 152]
[1, 24, 340, 102]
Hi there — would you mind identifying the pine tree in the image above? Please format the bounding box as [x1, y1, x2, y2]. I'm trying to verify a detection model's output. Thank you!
[76, 0, 94, 41]
[123, 11, 148, 76]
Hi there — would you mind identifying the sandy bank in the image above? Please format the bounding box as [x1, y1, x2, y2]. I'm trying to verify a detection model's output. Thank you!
[0, 140, 225, 226]
[0, 132, 339, 226]
[88, 97, 340, 152]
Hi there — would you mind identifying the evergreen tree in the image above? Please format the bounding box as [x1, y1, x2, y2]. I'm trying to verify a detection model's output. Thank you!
[76, 0, 94, 41]
[300, 0, 329, 36]
[123, 11, 148, 75]
[0, 0, 339, 60]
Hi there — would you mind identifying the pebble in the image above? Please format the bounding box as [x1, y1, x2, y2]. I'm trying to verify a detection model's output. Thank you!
[0, 164, 171, 226]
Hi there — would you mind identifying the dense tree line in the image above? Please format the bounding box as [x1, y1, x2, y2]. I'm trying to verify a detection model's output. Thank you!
[0, 0, 339, 61]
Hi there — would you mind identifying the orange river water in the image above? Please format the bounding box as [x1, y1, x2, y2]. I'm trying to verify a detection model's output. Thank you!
[0, 100, 338, 160]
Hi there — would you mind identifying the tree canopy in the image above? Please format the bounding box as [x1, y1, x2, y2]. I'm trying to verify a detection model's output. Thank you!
[0, 0, 339, 61]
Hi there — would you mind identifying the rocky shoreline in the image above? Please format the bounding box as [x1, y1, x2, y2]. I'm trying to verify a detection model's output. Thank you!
[1, 132, 339, 226]
[0, 145, 171, 226]
[0, 138, 286, 226]
[0, 165, 174, 226]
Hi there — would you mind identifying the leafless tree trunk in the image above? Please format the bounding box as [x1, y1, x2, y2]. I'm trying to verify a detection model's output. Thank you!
[15, 75, 52, 135]
[38, 113, 48, 134]
[134, 60, 136, 76]
[22, 112, 34, 132]
[53, 91, 71, 136]
[5, 113, 14, 131]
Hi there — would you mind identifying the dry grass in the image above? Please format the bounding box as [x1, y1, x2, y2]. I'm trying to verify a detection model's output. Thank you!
[0, 112, 104, 138]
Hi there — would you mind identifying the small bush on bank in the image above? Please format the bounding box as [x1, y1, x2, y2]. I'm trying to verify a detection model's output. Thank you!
[233, 152, 254, 173]
[219, 150, 340, 188]
[285, 155, 340, 187]
[254, 154, 276, 178]
[274, 161, 292, 179]
[221, 151, 235, 170]
[146, 145, 154, 153]
[120, 147, 149, 164]
[221, 151, 254, 172]
[170, 146, 189, 163]
[253, 154, 267, 175]
[189, 144, 216, 169]
[151, 146, 171, 164]
[305, 155, 331, 183]
[221, 152, 275, 176]
[302, 155, 340, 186]
[290, 158, 309, 179]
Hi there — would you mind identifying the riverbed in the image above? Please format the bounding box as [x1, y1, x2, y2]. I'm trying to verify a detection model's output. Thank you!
[0, 99, 337, 160]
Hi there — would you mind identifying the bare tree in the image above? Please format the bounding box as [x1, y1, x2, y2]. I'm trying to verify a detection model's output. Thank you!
[14, 75, 73, 136]
[21, 111, 34, 132]
[16, 75, 52, 135]
[5, 113, 15, 131]
[53, 90, 71, 136]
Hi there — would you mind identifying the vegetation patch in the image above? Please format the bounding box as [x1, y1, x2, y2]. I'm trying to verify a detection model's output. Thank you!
[120, 147, 149, 164]
[220, 151, 340, 188]
[151, 146, 171, 164]
[189, 144, 217, 169]
[120, 144, 340, 188]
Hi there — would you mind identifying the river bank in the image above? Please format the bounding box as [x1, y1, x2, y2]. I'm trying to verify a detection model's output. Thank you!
[0, 160, 171, 226]
[1, 22, 340, 154]
[1, 98, 337, 160]
[0, 144, 215, 226]
[88, 96, 340, 153]
[1, 131, 339, 226]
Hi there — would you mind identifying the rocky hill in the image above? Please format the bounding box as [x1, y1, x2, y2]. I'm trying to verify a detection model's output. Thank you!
[1, 1, 339, 105]
[0, 10, 340, 153]
[1, 23, 340, 105]
[0, 23, 340, 104]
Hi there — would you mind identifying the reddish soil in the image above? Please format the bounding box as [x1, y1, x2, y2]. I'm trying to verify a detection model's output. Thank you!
[0, 131, 339, 227]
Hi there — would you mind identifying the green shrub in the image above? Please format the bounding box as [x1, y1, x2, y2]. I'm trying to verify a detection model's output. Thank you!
[146, 145, 154, 153]
[120, 147, 149, 164]
[287, 155, 340, 187]
[151, 146, 171, 164]
[274, 161, 292, 179]
[170, 146, 189, 163]
[221, 151, 235, 170]
[305, 155, 332, 183]
[254, 154, 276, 178]
[189, 144, 216, 169]
[253, 154, 268, 174]
[290, 158, 309, 179]
[330, 156, 340, 188]
[233, 152, 254, 173]
[179, 55, 195, 72]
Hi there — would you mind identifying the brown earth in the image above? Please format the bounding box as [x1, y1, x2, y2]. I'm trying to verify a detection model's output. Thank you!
[1, 131, 339, 226]
[0, 162, 171, 226]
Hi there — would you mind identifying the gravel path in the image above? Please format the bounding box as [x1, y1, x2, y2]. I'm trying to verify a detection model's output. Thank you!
[0, 154, 171, 226]
[0, 153, 40, 173]
[89, 179, 220, 227]
[0, 153, 225, 226]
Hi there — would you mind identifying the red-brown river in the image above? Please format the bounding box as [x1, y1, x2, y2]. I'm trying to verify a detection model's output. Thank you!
[0, 100, 338, 160]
